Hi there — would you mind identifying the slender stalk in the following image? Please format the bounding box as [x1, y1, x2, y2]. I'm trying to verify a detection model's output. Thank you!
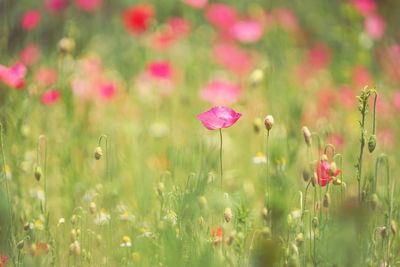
[219, 129, 223, 189]
[265, 130, 270, 211]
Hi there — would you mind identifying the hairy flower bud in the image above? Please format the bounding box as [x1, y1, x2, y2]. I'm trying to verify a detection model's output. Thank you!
[302, 169, 310, 182]
[17, 240, 24, 250]
[301, 126, 312, 147]
[224, 207, 233, 223]
[34, 165, 42, 182]
[264, 115, 274, 131]
[368, 135, 377, 153]
[94, 146, 103, 160]
[253, 118, 263, 133]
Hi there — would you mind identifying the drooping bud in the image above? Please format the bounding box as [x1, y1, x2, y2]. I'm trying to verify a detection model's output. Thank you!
[253, 118, 263, 133]
[264, 115, 274, 131]
[70, 215, 78, 225]
[301, 126, 312, 147]
[302, 169, 310, 182]
[34, 166, 42, 182]
[311, 173, 317, 187]
[368, 135, 377, 153]
[224, 207, 233, 223]
[94, 146, 103, 160]
[17, 240, 24, 250]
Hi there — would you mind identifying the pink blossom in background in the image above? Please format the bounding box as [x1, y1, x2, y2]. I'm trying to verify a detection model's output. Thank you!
[35, 67, 58, 87]
[167, 17, 190, 38]
[21, 10, 41, 31]
[352, 0, 376, 16]
[352, 65, 373, 89]
[19, 44, 41, 66]
[200, 80, 241, 106]
[306, 44, 331, 70]
[205, 4, 237, 31]
[147, 61, 172, 80]
[378, 128, 395, 148]
[0, 62, 26, 89]
[213, 43, 252, 75]
[99, 83, 117, 100]
[75, 0, 102, 12]
[231, 20, 263, 43]
[272, 8, 300, 34]
[198, 106, 241, 130]
[364, 15, 386, 40]
[393, 91, 400, 111]
[41, 89, 61, 105]
[183, 0, 207, 9]
[45, 0, 68, 13]
[339, 86, 356, 108]
[378, 44, 400, 83]
[327, 133, 345, 150]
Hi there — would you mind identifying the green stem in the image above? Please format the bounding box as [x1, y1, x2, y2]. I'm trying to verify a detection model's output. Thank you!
[266, 130, 270, 210]
[219, 129, 223, 189]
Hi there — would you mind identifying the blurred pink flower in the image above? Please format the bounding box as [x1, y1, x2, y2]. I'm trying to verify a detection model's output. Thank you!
[364, 15, 386, 40]
[200, 80, 241, 105]
[75, 0, 102, 12]
[198, 106, 241, 130]
[41, 89, 61, 105]
[231, 20, 263, 43]
[306, 44, 331, 70]
[352, 65, 372, 89]
[272, 8, 300, 34]
[327, 133, 345, 150]
[167, 17, 190, 38]
[378, 44, 400, 83]
[0, 62, 26, 89]
[214, 43, 252, 75]
[35, 67, 58, 87]
[352, 0, 376, 16]
[205, 4, 237, 31]
[45, 0, 68, 13]
[21, 10, 41, 31]
[122, 3, 154, 35]
[316, 160, 340, 187]
[99, 83, 117, 100]
[394, 91, 400, 111]
[19, 44, 41, 66]
[339, 86, 356, 108]
[147, 61, 172, 80]
[183, 0, 207, 9]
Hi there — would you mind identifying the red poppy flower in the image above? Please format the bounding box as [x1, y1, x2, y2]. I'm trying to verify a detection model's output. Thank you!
[211, 227, 223, 245]
[316, 160, 340, 187]
[122, 4, 154, 35]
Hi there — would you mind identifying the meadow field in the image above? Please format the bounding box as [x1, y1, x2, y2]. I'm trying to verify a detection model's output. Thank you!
[1, 0, 400, 266]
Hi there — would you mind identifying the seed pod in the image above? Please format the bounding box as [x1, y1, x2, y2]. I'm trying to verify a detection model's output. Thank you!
[34, 166, 42, 182]
[368, 135, 377, 153]
[224, 207, 233, 223]
[323, 193, 331, 208]
[264, 115, 274, 131]
[59, 37, 75, 54]
[301, 126, 312, 147]
[94, 146, 103, 160]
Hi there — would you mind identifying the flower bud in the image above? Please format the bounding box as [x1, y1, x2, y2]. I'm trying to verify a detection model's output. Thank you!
[224, 207, 233, 223]
[71, 215, 78, 225]
[198, 196, 207, 209]
[253, 118, 263, 133]
[262, 207, 268, 221]
[302, 169, 310, 182]
[157, 182, 165, 196]
[94, 146, 103, 160]
[34, 166, 42, 182]
[59, 37, 75, 54]
[311, 173, 317, 187]
[69, 240, 81, 256]
[89, 202, 96, 214]
[264, 115, 274, 131]
[332, 178, 342, 185]
[368, 135, 377, 153]
[312, 217, 319, 229]
[320, 154, 328, 162]
[301, 126, 312, 147]
[71, 229, 78, 242]
[330, 162, 337, 175]
[17, 240, 24, 250]
[262, 227, 271, 239]
[250, 68, 264, 88]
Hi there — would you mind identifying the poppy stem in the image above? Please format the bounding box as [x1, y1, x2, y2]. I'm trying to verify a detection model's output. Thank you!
[219, 129, 223, 189]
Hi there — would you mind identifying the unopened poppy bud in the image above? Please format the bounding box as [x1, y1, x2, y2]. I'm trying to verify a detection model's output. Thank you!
[320, 154, 328, 162]
[264, 115, 274, 131]
[302, 170, 310, 182]
[34, 166, 42, 182]
[301, 126, 312, 147]
[94, 146, 103, 160]
[250, 68, 264, 88]
[70, 215, 78, 225]
[311, 173, 317, 187]
[224, 207, 233, 223]
[253, 118, 263, 133]
[198, 196, 207, 209]
[157, 182, 165, 196]
[391, 220, 397, 235]
[368, 135, 377, 153]
[323, 193, 331, 208]
[312, 217, 319, 229]
[89, 202, 96, 214]
[69, 240, 81, 256]
[17, 240, 24, 250]
[59, 37, 75, 54]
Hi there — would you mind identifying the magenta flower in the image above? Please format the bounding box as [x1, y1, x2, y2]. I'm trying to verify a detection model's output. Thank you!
[183, 0, 207, 9]
[200, 80, 241, 106]
[0, 62, 26, 89]
[41, 89, 61, 105]
[19, 44, 41, 66]
[147, 61, 172, 80]
[231, 20, 263, 43]
[316, 160, 341, 187]
[198, 106, 241, 130]
[365, 14, 386, 40]
[213, 43, 252, 75]
[205, 3, 237, 31]
[21, 10, 41, 31]
[45, 0, 68, 13]
[75, 0, 102, 12]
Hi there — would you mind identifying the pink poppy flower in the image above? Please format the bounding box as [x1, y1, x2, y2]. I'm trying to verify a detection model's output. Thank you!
[205, 3, 237, 31]
[41, 89, 61, 105]
[352, 65, 372, 89]
[0, 62, 26, 89]
[394, 91, 400, 111]
[339, 86, 356, 108]
[352, 0, 376, 16]
[198, 106, 241, 130]
[213, 43, 252, 75]
[75, 0, 102, 12]
[99, 82, 116, 100]
[231, 20, 263, 43]
[147, 61, 172, 80]
[200, 80, 241, 105]
[306, 44, 331, 70]
[183, 0, 207, 9]
[21, 10, 41, 31]
[316, 160, 340, 187]
[378, 44, 400, 83]
[167, 17, 190, 38]
[272, 8, 300, 34]
[19, 44, 41, 66]
[35, 67, 58, 87]
[45, 0, 68, 13]
[365, 15, 386, 40]
[122, 3, 154, 35]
